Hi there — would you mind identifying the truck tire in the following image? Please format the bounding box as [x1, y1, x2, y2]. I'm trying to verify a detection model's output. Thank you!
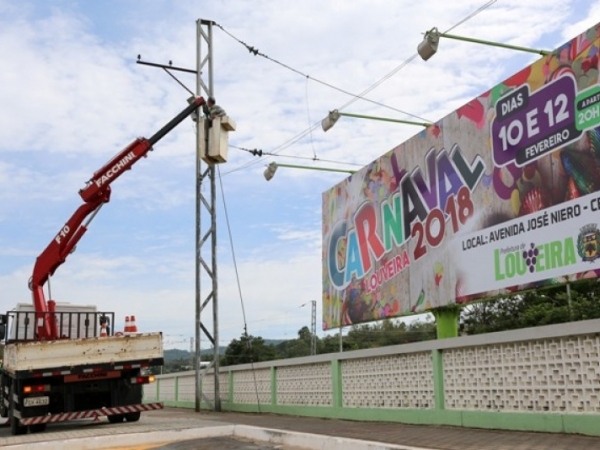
[10, 416, 27, 436]
[9, 386, 27, 436]
[125, 411, 141, 422]
[0, 374, 7, 418]
[29, 423, 47, 433]
[108, 414, 124, 424]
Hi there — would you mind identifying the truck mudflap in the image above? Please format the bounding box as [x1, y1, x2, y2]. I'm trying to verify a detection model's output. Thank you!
[17, 402, 163, 425]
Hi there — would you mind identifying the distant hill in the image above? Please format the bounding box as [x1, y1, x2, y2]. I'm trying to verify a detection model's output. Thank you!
[164, 347, 226, 362]
[163, 349, 192, 362]
[164, 339, 285, 362]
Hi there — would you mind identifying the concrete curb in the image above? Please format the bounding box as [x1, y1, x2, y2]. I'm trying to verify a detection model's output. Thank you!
[234, 425, 434, 450]
[2, 424, 435, 450]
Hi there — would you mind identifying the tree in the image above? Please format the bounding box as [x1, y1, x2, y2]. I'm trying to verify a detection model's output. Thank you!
[219, 317, 439, 366]
[343, 318, 435, 350]
[222, 333, 277, 366]
[404, 319, 437, 342]
[461, 279, 600, 334]
[318, 334, 341, 354]
[276, 326, 312, 359]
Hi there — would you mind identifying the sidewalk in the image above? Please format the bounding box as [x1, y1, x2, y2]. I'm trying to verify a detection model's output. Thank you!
[186, 409, 600, 450]
[2, 408, 600, 450]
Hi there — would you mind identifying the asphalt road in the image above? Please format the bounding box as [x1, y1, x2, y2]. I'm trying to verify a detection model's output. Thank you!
[0, 411, 308, 450]
[143, 436, 293, 449]
[106, 437, 294, 450]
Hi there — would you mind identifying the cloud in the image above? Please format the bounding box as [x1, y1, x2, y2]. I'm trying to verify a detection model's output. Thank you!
[0, 0, 595, 348]
[561, 2, 600, 40]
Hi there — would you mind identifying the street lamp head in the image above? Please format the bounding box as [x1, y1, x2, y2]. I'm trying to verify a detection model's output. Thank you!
[418, 28, 440, 61]
[263, 162, 278, 181]
[321, 110, 341, 132]
[417, 27, 551, 60]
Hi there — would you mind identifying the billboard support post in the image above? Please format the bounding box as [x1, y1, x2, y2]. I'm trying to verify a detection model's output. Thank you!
[432, 307, 460, 339]
[566, 283, 573, 320]
[339, 298, 343, 352]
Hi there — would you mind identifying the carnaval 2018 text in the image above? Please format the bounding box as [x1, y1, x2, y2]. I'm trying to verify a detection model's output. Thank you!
[327, 145, 485, 290]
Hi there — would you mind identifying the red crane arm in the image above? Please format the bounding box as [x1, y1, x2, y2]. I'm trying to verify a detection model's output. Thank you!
[79, 138, 151, 203]
[30, 96, 206, 340]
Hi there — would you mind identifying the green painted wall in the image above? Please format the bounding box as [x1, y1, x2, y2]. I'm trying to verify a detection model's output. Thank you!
[170, 399, 600, 437]
[150, 321, 600, 438]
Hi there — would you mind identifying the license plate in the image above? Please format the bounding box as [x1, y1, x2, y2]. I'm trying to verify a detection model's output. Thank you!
[23, 396, 49, 407]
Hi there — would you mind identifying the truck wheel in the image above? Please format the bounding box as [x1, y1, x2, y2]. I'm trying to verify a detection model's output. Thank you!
[125, 411, 141, 422]
[108, 414, 124, 424]
[29, 423, 47, 433]
[10, 415, 27, 436]
[9, 387, 27, 436]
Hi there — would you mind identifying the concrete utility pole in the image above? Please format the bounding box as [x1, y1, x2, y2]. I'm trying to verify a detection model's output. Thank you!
[195, 18, 220, 412]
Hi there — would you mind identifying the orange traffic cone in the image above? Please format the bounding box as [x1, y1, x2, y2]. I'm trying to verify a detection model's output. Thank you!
[124, 316, 131, 334]
[100, 321, 108, 337]
[129, 315, 138, 333]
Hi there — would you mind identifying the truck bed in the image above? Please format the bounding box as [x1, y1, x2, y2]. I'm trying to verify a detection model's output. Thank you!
[2, 332, 163, 374]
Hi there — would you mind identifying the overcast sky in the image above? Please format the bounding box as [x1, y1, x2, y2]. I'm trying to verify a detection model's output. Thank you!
[0, 0, 598, 349]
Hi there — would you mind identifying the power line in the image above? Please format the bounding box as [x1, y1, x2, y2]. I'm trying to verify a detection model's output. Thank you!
[214, 23, 430, 123]
[305, 78, 318, 160]
[445, 0, 498, 33]
[217, 166, 249, 335]
[217, 0, 498, 176]
[222, 122, 323, 176]
[230, 145, 365, 167]
[216, 165, 263, 411]
[336, 0, 498, 113]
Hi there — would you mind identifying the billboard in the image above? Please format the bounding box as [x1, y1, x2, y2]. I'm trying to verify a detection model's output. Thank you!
[322, 24, 600, 330]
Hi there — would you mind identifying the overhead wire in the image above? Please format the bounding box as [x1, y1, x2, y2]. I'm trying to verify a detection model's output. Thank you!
[199, 2, 500, 364]
[215, 23, 430, 122]
[230, 144, 365, 167]
[217, 166, 248, 338]
[217, 302, 326, 335]
[216, 165, 262, 412]
[222, 122, 322, 176]
[212, 2, 499, 345]
[335, 0, 498, 112]
[216, 0, 498, 176]
[444, 0, 498, 33]
[305, 77, 318, 160]
[167, 3, 501, 358]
